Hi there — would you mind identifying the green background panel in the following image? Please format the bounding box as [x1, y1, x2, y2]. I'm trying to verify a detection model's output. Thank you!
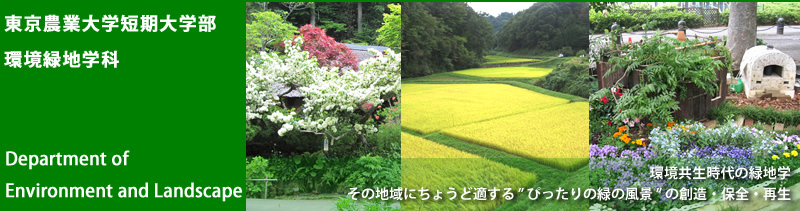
[0, 1, 242, 210]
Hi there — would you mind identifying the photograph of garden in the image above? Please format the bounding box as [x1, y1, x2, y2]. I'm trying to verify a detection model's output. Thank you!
[589, 2, 800, 210]
[244, 2, 401, 210]
[240, 1, 800, 210]
[402, 2, 591, 210]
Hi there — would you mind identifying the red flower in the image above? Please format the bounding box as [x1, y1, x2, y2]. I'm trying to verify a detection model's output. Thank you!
[628, 37, 632, 43]
[601, 96, 609, 104]
[375, 115, 380, 120]
[608, 121, 612, 126]
[363, 103, 373, 110]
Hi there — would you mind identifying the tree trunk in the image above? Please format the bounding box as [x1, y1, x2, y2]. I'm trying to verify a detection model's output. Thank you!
[310, 7, 316, 25]
[357, 2, 362, 33]
[726, 2, 757, 72]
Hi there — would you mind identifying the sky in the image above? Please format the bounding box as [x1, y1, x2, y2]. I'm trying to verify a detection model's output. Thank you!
[467, 2, 536, 17]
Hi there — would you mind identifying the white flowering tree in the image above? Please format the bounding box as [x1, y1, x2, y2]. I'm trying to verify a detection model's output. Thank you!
[246, 37, 400, 150]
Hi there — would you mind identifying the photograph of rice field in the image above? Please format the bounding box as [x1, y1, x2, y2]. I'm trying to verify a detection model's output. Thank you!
[402, 83, 568, 134]
[402, 2, 590, 210]
[453, 66, 553, 78]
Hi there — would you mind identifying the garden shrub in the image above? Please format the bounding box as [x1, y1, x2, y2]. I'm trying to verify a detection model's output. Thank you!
[756, 2, 800, 25]
[247, 36, 400, 156]
[535, 58, 593, 98]
[376, 4, 401, 48]
[245, 11, 297, 58]
[245, 157, 271, 198]
[720, 3, 800, 26]
[342, 155, 400, 190]
[593, 31, 725, 126]
[285, 25, 360, 71]
[590, 8, 703, 32]
[710, 102, 800, 126]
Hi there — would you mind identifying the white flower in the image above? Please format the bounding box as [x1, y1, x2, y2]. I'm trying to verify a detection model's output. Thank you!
[282, 124, 293, 132]
[245, 37, 400, 144]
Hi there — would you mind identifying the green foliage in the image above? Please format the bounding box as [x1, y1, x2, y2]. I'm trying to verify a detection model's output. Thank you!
[707, 101, 740, 124]
[535, 58, 593, 98]
[335, 198, 398, 211]
[710, 102, 800, 126]
[361, 200, 398, 211]
[495, 2, 589, 54]
[318, 20, 347, 34]
[402, 2, 494, 78]
[486, 12, 513, 35]
[334, 197, 359, 211]
[756, 2, 800, 25]
[575, 49, 587, 57]
[343, 155, 400, 190]
[601, 31, 725, 126]
[247, 154, 400, 198]
[246, 2, 392, 45]
[590, 8, 703, 32]
[245, 11, 297, 58]
[245, 157, 271, 198]
[719, 3, 800, 26]
[376, 4, 401, 48]
[589, 89, 619, 140]
[720, 9, 730, 26]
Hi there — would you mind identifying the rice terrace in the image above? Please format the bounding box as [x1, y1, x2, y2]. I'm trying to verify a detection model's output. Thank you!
[402, 2, 590, 210]
[401, 54, 591, 209]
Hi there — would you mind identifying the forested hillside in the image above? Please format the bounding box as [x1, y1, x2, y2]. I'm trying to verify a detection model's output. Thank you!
[401, 2, 494, 78]
[495, 2, 589, 55]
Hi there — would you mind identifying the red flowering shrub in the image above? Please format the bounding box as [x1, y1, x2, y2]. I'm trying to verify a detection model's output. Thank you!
[281, 25, 360, 71]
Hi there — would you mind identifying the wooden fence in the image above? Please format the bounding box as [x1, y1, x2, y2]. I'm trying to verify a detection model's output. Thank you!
[593, 57, 728, 121]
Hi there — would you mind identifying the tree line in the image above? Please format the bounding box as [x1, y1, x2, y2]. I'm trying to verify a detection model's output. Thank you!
[246, 2, 393, 45]
[402, 2, 590, 78]
[401, 2, 494, 78]
[495, 2, 589, 55]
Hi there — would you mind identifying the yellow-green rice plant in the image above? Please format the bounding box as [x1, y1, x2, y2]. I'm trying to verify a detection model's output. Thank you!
[402, 132, 480, 158]
[441, 102, 590, 171]
[483, 55, 535, 65]
[453, 66, 552, 78]
[402, 83, 569, 134]
[401, 132, 537, 210]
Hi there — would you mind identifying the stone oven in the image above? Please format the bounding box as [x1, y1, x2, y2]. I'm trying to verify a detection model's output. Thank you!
[739, 45, 796, 99]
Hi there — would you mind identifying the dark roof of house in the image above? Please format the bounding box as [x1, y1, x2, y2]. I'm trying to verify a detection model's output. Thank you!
[271, 83, 303, 98]
[345, 44, 390, 61]
[345, 44, 389, 52]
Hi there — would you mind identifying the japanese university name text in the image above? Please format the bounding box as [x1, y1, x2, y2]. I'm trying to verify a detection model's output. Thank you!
[2, 14, 217, 69]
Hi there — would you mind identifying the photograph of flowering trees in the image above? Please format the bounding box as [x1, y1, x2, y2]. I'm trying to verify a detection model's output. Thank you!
[589, 2, 800, 210]
[244, 2, 401, 210]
